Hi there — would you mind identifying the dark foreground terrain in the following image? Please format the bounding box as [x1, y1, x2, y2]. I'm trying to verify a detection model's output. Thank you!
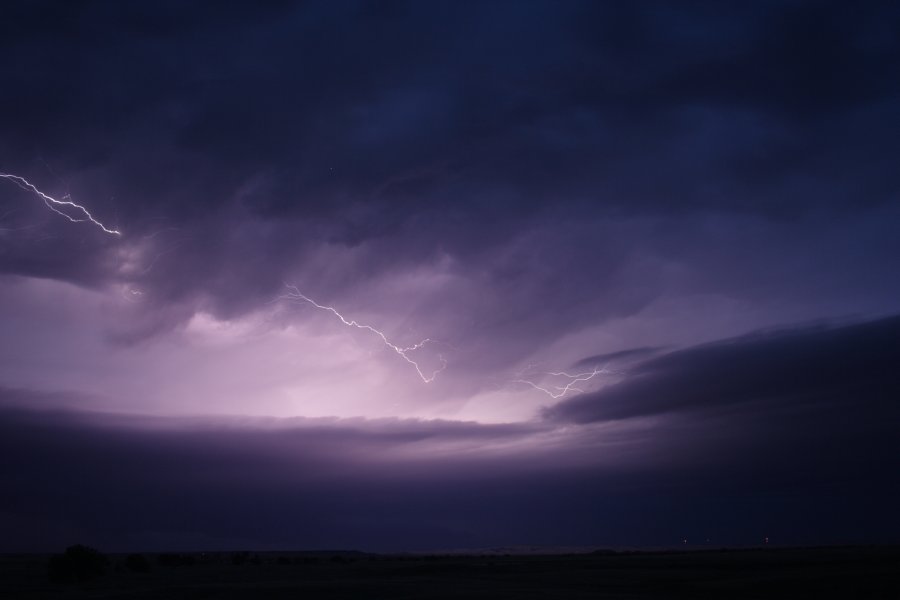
[1, 546, 897, 599]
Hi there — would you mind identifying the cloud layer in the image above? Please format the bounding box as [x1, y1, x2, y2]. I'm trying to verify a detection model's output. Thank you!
[2, 316, 898, 550]
[0, 1, 898, 550]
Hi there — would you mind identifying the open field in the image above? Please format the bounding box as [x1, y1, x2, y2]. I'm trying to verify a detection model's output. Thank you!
[1, 546, 897, 599]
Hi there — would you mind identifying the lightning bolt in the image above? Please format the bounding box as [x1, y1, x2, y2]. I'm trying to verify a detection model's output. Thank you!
[0, 172, 120, 235]
[279, 285, 447, 383]
[512, 365, 611, 399]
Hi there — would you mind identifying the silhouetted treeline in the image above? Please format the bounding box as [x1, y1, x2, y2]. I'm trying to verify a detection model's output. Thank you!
[157, 553, 197, 567]
[124, 553, 151, 572]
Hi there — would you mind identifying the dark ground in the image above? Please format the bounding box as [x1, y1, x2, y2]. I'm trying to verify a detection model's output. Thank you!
[1, 546, 897, 599]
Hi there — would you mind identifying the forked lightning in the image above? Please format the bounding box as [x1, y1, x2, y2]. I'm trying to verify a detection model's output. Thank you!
[279, 285, 446, 383]
[1, 172, 120, 235]
[513, 366, 611, 399]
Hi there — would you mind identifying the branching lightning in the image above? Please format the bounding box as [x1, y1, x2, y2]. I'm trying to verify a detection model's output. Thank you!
[1, 172, 120, 235]
[279, 285, 447, 383]
[512, 365, 612, 399]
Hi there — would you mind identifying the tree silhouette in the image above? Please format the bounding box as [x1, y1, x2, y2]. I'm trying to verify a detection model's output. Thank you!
[48, 545, 108, 583]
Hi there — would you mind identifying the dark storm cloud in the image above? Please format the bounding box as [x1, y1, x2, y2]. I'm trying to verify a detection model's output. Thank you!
[547, 314, 900, 424]
[573, 346, 661, 367]
[0, 398, 573, 551]
[542, 316, 900, 527]
[2, 366, 899, 552]
[1, 0, 898, 318]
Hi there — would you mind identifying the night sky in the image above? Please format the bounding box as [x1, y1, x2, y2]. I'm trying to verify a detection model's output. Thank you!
[1, 1, 899, 552]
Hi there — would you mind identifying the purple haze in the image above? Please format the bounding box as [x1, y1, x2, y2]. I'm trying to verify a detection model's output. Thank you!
[0, 1, 898, 551]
